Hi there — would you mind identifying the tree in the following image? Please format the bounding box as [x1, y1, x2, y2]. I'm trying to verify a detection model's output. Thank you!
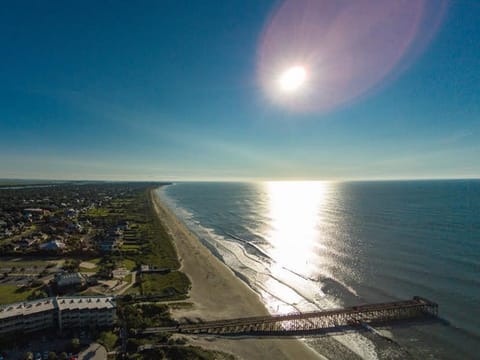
[30, 279, 44, 288]
[24, 352, 33, 360]
[70, 337, 80, 352]
[59, 352, 68, 360]
[63, 259, 81, 272]
[122, 294, 133, 302]
[97, 331, 118, 351]
[48, 352, 57, 360]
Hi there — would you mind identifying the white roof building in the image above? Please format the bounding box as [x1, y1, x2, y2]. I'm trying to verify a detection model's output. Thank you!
[0, 296, 116, 335]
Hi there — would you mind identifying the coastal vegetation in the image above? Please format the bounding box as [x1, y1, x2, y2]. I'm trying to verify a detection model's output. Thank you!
[122, 303, 234, 360]
[123, 303, 175, 330]
[139, 272, 190, 298]
[137, 346, 235, 360]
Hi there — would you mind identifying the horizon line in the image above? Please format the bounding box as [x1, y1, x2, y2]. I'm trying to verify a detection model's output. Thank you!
[1, 176, 479, 184]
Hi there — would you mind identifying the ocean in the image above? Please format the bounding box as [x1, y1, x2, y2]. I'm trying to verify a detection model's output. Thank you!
[157, 180, 480, 359]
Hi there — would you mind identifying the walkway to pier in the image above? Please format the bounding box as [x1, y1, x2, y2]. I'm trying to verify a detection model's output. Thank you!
[140, 296, 438, 336]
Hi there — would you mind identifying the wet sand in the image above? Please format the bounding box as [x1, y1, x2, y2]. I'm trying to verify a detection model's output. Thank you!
[151, 189, 322, 360]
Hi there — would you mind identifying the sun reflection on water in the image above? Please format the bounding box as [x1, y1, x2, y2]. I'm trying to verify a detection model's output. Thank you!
[262, 181, 330, 311]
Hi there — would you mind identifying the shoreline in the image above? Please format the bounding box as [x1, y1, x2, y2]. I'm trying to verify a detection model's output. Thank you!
[150, 188, 322, 360]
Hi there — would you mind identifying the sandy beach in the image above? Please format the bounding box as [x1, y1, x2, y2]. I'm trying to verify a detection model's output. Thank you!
[150, 189, 322, 360]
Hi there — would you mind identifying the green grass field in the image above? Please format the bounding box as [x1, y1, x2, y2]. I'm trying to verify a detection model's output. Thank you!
[122, 259, 137, 270]
[0, 259, 58, 269]
[0, 285, 39, 305]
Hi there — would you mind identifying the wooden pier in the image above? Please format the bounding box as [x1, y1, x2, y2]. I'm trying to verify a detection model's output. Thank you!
[140, 296, 438, 336]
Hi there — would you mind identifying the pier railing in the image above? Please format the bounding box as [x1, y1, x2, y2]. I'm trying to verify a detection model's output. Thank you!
[140, 296, 438, 336]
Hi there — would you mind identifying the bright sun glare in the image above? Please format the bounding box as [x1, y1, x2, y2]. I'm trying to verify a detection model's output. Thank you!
[279, 65, 307, 92]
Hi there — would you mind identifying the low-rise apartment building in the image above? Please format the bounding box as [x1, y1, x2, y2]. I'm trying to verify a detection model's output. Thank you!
[0, 296, 116, 336]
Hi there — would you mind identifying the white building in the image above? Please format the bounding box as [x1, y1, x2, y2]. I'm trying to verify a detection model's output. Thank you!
[0, 296, 116, 335]
[0, 298, 55, 335]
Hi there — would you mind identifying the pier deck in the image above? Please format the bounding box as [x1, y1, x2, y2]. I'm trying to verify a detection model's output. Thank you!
[141, 296, 438, 336]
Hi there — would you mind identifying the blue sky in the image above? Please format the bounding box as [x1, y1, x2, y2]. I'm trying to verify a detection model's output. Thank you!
[0, 0, 479, 181]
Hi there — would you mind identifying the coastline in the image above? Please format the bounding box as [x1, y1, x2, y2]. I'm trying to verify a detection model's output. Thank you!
[150, 188, 322, 360]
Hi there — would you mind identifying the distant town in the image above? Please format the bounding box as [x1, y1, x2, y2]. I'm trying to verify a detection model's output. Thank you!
[0, 182, 223, 360]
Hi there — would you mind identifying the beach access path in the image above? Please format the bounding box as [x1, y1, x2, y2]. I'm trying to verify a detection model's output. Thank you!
[151, 190, 322, 360]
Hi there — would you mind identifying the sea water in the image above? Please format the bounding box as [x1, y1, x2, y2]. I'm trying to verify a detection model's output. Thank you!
[157, 180, 480, 359]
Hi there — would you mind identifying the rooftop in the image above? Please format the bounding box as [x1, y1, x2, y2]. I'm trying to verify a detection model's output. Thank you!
[57, 296, 115, 311]
[0, 296, 115, 320]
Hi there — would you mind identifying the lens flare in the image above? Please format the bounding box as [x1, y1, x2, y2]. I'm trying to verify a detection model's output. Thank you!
[279, 66, 307, 92]
[257, 0, 447, 113]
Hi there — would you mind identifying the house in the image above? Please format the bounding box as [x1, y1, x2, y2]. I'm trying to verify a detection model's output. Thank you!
[23, 208, 46, 221]
[65, 208, 78, 218]
[40, 240, 66, 252]
[99, 232, 123, 252]
[66, 222, 83, 233]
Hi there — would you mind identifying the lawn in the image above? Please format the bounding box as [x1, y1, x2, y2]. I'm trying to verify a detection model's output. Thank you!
[0, 259, 56, 270]
[124, 282, 140, 295]
[122, 259, 137, 271]
[124, 273, 132, 283]
[0, 285, 38, 305]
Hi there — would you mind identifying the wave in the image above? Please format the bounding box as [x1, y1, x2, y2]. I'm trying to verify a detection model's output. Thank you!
[223, 231, 273, 261]
[319, 277, 363, 305]
[157, 190, 382, 359]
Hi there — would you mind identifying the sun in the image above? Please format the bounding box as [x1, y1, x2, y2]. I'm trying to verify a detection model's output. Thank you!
[279, 65, 307, 92]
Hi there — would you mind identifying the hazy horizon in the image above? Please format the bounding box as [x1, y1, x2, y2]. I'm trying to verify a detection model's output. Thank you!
[1, 175, 479, 183]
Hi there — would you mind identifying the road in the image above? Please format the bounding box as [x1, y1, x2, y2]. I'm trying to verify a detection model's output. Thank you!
[78, 343, 107, 360]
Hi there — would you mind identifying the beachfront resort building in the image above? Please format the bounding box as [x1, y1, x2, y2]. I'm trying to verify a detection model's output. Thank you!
[0, 296, 116, 336]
